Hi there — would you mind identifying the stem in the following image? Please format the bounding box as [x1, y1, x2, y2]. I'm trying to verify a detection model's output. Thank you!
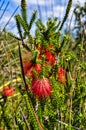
[18, 42, 44, 130]
[19, 106, 31, 130]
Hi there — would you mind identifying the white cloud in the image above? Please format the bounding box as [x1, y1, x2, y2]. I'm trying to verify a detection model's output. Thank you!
[40, 5, 66, 19]
[12, 0, 21, 4]
[53, 6, 66, 17]
[0, 13, 15, 24]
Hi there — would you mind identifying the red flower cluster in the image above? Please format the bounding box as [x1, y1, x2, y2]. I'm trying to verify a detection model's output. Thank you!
[23, 61, 41, 78]
[37, 46, 55, 66]
[23, 45, 55, 79]
[45, 51, 55, 65]
[23, 45, 55, 99]
[2, 86, 15, 97]
[58, 67, 66, 84]
[31, 78, 52, 98]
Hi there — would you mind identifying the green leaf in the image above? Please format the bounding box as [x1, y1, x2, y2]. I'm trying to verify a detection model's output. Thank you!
[59, 0, 72, 30]
[28, 10, 37, 31]
[21, 0, 27, 23]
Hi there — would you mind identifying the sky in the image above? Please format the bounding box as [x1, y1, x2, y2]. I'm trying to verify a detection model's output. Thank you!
[0, 0, 86, 35]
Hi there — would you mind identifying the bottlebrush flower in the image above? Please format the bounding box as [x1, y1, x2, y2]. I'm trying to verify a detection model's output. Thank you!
[58, 67, 66, 84]
[31, 78, 52, 98]
[2, 86, 15, 97]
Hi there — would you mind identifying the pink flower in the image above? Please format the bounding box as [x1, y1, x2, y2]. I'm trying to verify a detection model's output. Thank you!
[31, 78, 52, 98]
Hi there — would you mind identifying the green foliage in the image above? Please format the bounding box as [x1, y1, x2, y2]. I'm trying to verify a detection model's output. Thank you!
[8, 32, 21, 40]
[28, 10, 37, 31]
[15, 15, 28, 33]
[73, 2, 86, 50]
[15, 15, 23, 40]
[35, 17, 61, 51]
[21, 0, 27, 23]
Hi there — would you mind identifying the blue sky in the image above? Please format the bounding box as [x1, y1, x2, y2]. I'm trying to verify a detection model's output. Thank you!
[0, 0, 86, 35]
